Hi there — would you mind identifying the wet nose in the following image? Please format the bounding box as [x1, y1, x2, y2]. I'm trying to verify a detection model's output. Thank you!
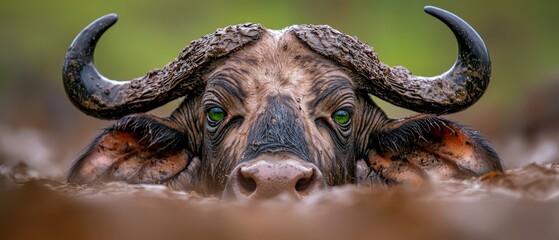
[225, 160, 325, 199]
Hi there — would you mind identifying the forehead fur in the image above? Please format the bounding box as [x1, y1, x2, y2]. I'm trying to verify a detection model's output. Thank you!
[204, 27, 355, 111]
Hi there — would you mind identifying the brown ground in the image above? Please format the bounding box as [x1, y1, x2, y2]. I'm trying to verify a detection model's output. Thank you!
[1, 161, 558, 240]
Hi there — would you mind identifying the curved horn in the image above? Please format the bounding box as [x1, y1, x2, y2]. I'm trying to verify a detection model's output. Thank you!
[63, 14, 263, 119]
[292, 6, 491, 114]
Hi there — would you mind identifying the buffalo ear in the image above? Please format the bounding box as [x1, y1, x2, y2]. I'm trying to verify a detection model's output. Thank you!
[67, 114, 192, 185]
[362, 115, 502, 186]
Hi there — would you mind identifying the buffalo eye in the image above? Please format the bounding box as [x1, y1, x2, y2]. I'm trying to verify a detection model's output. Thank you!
[207, 107, 226, 123]
[332, 109, 351, 126]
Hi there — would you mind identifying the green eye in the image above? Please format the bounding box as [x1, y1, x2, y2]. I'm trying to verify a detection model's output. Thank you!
[208, 107, 226, 122]
[333, 109, 351, 125]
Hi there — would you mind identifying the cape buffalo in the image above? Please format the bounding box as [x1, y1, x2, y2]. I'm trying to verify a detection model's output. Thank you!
[63, 6, 502, 199]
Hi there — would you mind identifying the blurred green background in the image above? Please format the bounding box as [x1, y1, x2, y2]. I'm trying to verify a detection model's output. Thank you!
[0, 0, 558, 175]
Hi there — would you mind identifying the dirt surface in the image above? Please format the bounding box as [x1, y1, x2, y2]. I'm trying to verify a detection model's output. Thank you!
[1, 159, 558, 240]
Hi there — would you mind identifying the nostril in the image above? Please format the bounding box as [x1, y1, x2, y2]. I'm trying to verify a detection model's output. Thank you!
[225, 160, 326, 199]
[295, 169, 316, 192]
[238, 169, 257, 194]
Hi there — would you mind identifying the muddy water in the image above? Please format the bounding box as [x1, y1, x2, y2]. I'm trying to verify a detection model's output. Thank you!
[1, 161, 558, 240]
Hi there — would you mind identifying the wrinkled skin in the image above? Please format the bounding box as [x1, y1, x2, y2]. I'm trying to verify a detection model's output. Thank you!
[67, 30, 502, 197]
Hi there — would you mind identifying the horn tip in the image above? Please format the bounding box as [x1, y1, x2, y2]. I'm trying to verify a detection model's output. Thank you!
[423, 5, 436, 12]
[98, 13, 119, 25]
[423, 5, 438, 12]
[423, 6, 451, 18]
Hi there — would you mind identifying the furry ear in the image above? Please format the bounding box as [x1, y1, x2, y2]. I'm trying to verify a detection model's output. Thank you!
[67, 114, 193, 185]
[361, 115, 502, 186]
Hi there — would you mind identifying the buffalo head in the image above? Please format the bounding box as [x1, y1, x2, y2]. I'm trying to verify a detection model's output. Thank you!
[64, 6, 502, 199]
